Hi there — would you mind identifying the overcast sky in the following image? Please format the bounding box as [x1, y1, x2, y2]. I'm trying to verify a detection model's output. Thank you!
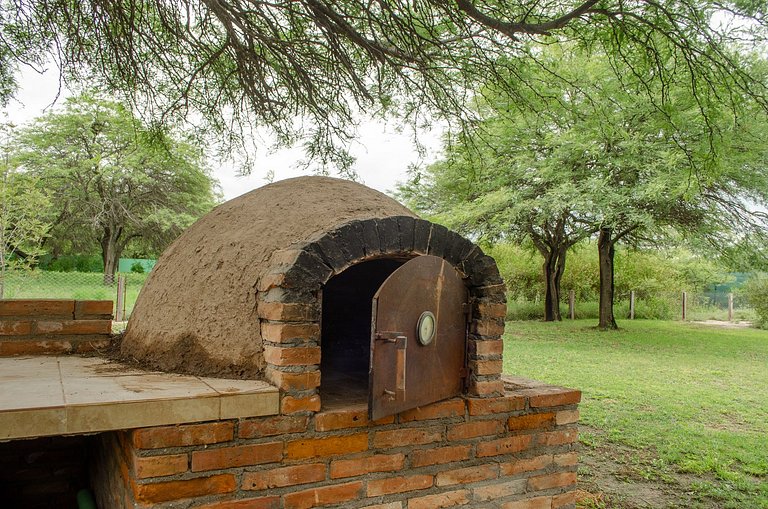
[2, 65, 443, 201]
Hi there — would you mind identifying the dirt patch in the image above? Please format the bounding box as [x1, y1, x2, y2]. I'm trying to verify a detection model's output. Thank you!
[690, 320, 752, 328]
[577, 426, 720, 509]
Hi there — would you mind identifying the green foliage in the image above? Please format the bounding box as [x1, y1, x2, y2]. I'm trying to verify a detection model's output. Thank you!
[504, 320, 768, 508]
[130, 261, 145, 274]
[743, 273, 768, 328]
[11, 93, 220, 276]
[39, 255, 103, 273]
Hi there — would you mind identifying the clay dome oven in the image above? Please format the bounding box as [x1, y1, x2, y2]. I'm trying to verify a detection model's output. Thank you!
[122, 176, 506, 418]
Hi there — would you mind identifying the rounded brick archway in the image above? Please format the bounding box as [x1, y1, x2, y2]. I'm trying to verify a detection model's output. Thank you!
[256, 215, 507, 414]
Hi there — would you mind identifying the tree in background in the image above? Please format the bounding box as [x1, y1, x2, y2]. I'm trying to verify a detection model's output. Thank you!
[11, 94, 221, 283]
[0, 125, 50, 298]
[0, 1, 766, 171]
[399, 45, 768, 328]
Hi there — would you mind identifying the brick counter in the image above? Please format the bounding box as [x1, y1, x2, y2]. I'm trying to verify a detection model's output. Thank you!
[0, 299, 112, 355]
[94, 378, 580, 509]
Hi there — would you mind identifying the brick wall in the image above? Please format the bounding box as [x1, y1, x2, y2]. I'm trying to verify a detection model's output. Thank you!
[0, 299, 112, 355]
[94, 379, 580, 509]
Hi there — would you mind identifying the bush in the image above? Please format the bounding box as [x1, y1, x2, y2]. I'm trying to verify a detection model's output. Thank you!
[39, 254, 103, 273]
[130, 261, 146, 273]
[743, 273, 768, 328]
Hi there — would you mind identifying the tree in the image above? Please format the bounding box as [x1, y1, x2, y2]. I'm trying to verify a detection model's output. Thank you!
[0, 1, 766, 170]
[0, 125, 50, 298]
[399, 44, 768, 327]
[12, 94, 220, 283]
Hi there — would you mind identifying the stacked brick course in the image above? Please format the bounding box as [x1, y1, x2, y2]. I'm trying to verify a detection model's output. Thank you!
[94, 379, 580, 509]
[0, 299, 112, 355]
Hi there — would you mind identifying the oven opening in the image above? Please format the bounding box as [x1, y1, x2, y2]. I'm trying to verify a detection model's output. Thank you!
[320, 258, 405, 408]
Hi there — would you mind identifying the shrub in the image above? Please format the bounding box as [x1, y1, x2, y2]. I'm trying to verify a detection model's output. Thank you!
[130, 261, 146, 273]
[743, 273, 768, 328]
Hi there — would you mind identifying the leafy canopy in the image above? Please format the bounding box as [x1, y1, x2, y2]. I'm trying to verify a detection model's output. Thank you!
[11, 93, 221, 275]
[1, 0, 767, 170]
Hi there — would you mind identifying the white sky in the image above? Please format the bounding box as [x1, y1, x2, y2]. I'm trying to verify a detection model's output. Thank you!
[2, 65, 443, 200]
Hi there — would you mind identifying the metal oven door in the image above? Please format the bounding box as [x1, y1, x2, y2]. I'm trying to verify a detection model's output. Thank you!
[369, 255, 468, 420]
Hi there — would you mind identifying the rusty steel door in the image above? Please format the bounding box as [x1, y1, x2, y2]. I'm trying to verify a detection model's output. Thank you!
[369, 255, 468, 420]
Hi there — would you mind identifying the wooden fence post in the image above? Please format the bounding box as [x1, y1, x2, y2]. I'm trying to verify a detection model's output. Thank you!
[569, 290, 575, 320]
[728, 293, 734, 322]
[682, 291, 687, 321]
[630, 290, 635, 320]
[115, 274, 126, 322]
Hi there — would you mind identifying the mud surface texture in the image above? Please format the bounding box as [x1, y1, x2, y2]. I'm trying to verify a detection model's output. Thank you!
[121, 176, 414, 379]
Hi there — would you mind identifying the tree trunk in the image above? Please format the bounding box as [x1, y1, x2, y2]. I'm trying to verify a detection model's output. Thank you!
[598, 227, 618, 330]
[542, 246, 566, 321]
[100, 227, 122, 285]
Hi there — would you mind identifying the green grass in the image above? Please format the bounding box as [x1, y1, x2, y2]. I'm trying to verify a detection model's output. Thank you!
[2, 270, 148, 318]
[503, 319, 768, 509]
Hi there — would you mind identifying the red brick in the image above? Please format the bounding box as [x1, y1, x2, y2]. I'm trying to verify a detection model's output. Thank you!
[267, 249, 302, 267]
[74, 339, 112, 352]
[447, 420, 504, 440]
[281, 394, 321, 414]
[285, 433, 368, 459]
[476, 435, 533, 457]
[553, 491, 578, 508]
[372, 427, 442, 449]
[410, 445, 472, 468]
[132, 422, 234, 449]
[330, 453, 404, 479]
[473, 479, 527, 501]
[471, 319, 505, 336]
[283, 481, 362, 509]
[469, 360, 503, 375]
[436, 464, 497, 486]
[399, 399, 465, 422]
[264, 345, 321, 366]
[508, 412, 556, 431]
[258, 302, 317, 322]
[193, 497, 280, 509]
[468, 380, 504, 397]
[0, 320, 32, 335]
[74, 300, 113, 318]
[408, 489, 470, 509]
[133, 473, 236, 504]
[191, 443, 282, 471]
[501, 455, 553, 476]
[528, 471, 577, 491]
[258, 272, 287, 292]
[0, 300, 74, 317]
[366, 474, 433, 496]
[266, 368, 320, 390]
[35, 320, 111, 335]
[360, 503, 402, 509]
[133, 453, 188, 479]
[470, 339, 504, 356]
[239, 415, 309, 438]
[0, 339, 72, 355]
[260, 322, 320, 343]
[556, 409, 580, 425]
[315, 406, 391, 432]
[243, 463, 325, 490]
[502, 496, 552, 509]
[537, 428, 579, 446]
[555, 451, 579, 467]
[467, 396, 525, 415]
[474, 302, 508, 319]
[528, 389, 581, 408]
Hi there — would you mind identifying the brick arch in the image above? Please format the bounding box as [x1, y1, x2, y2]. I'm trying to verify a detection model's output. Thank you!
[256, 216, 507, 415]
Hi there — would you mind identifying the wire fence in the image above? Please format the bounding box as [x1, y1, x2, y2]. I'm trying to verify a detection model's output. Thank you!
[0, 270, 149, 321]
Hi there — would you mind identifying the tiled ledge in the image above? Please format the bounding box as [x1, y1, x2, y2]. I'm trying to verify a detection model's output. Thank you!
[0, 356, 279, 441]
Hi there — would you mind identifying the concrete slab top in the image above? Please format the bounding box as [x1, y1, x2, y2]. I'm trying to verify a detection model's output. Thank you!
[0, 356, 279, 441]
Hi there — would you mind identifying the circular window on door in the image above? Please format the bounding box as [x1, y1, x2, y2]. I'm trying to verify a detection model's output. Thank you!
[417, 311, 436, 346]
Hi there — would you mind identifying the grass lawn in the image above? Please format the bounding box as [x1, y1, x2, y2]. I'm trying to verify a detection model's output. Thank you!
[503, 319, 768, 509]
[3, 270, 147, 318]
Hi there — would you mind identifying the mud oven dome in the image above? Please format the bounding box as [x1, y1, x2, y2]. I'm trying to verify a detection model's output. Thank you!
[122, 176, 507, 416]
[112, 175, 581, 509]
